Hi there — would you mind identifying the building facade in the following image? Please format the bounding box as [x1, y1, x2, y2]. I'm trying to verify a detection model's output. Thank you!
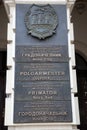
[0, 0, 87, 130]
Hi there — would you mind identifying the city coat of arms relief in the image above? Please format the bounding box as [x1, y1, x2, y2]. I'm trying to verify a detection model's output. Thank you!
[24, 4, 58, 39]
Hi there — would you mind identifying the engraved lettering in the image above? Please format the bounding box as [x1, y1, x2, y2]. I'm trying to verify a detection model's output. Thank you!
[20, 71, 65, 76]
[32, 95, 53, 100]
[28, 90, 57, 95]
[21, 53, 61, 58]
[18, 111, 67, 117]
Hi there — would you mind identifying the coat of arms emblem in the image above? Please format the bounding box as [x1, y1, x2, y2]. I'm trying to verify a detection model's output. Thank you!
[24, 4, 58, 39]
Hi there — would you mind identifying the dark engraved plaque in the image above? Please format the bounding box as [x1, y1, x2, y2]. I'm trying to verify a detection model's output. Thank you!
[14, 101, 72, 123]
[16, 45, 69, 62]
[15, 81, 71, 101]
[24, 4, 58, 39]
[15, 63, 70, 81]
[14, 4, 72, 123]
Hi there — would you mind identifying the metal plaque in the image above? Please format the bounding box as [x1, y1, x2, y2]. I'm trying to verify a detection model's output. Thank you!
[14, 81, 71, 101]
[14, 101, 72, 123]
[16, 45, 69, 62]
[24, 4, 58, 39]
[14, 4, 72, 124]
[15, 63, 70, 81]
